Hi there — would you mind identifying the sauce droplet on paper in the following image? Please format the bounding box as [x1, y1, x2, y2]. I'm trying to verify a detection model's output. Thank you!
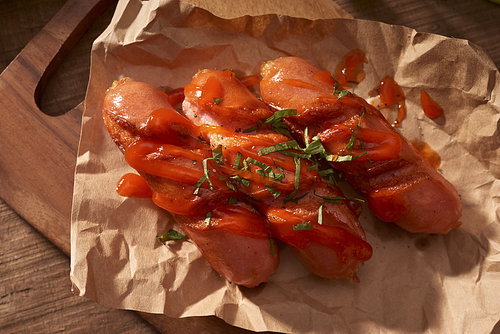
[369, 76, 406, 127]
[333, 49, 368, 87]
[117, 173, 153, 198]
[411, 140, 441, 170]
[420, 90, 444, 119]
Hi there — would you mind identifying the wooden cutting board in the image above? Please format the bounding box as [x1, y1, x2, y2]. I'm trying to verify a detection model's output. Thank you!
[2, 0, 499, 333]
[0, 0, 347, 333]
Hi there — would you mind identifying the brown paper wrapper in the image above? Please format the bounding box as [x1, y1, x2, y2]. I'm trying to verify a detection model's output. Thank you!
[70, 0, 500, 332]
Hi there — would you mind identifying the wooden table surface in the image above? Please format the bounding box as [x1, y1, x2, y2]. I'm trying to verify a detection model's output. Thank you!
[1, 0, 499, 333]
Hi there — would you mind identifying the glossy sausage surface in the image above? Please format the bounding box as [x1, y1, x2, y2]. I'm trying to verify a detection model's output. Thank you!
[183, 69, 372, 282]
[260, 57, 462, 234]
[102, 79, 279, 288]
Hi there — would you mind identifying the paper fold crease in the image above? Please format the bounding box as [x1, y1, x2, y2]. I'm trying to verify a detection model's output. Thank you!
[70, 0, 500, 332]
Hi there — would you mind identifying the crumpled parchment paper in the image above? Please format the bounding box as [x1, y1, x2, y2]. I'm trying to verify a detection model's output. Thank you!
[70, 0, 500, 333]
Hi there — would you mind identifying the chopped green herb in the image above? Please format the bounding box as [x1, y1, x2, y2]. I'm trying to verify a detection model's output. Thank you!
[233, 151, 243, 169]
[219, 175, 237, 192]
[202, 158, 214, 192]
[230, 175, 250, 187]
[304, 136, 326, 156]
[271, 121, 291, 137]
[245, 157, 273, 174]
[193, 175, 207, 195]
[212, 145, 224, 164]
[318, 168, 335, 178]
[254, 92, 264, 102]
[205, 211, 212, 225]
[156, 230, 187, 244]
[287, 156, 301, 199]
[269, 157, 284, 181]
[334, 155, 354, 162]
[258, 140, 301, 156]
[312, 177, 345, 204]
[270, 238, 277, 257]
[292, 221, 313, 231]
[242, 109, 296, 134]
[242, 124, 259, 133]
[318, 167, 338, 185]
[228, 197, 239, 205]
[283, 191, 308, 204]
[358, 108, 366, 126]
[304, 127, 310, 146]
[317, 202, 325, 225]
[266, 186, 281, 198]
[343, 130, 357, 153]
[306, 164, 319, 172]
[333, 80, 353, 100]
[265, 108, 297, 124]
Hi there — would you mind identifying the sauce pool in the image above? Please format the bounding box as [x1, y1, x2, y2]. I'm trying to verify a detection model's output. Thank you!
[369, 76, 407, 127]
[116, 173, 153, 198]
[411, 140, 441, 170]
[420, 90, 444, 119]
[334, 49, 368, 87]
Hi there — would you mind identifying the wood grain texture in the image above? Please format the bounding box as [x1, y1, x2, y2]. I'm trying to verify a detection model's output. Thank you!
[0, 0, 499, 333]
[335, 0, 500, 70]
[0, 0, 158, 333]
[0, 199, 159, 334]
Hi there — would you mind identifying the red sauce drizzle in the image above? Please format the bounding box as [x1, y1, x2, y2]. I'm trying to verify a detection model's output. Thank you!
[420, 90, 444, 119]
[116, 173, 152, 198]
[152, 192, 221, 217]
[279, 78, 321, 90]
[320, 123, 402, 162]
[369, 76, 407, 127]
[165, 87, 185, 106]
[210, 205, 271, 239]
[265, 207, 372, 263]
[239, 75, 260, 87]
[334, 49, 368, 87]
[146, 108, 207, 148]
[367, 189, 407, 222]
[124, 139, 228, 192]
[411, 140, 441, 170]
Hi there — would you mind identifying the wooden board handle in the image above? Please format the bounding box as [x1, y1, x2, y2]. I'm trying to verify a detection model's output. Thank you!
[0, 0, 116, 253]
[26, 0, 117, 111]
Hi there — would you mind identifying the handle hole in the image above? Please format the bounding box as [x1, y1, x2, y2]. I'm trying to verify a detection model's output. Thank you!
[40, 2, 117, 116]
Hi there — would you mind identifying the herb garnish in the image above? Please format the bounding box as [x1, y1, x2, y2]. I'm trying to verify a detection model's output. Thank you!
[205, 211, 212, 225]
[269, 238, 278, 257]
[292, 221, 313, 231]
[156, 230, 187, 244]
[243, 108, 297, 134]
[194, 145, 226, 194]
[333, 80, 354, 99]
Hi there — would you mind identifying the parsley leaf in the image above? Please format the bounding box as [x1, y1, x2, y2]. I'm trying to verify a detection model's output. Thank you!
[292, 221, 313, 231]
[205, 211, 212, 225]
[156, 230, 187, 244]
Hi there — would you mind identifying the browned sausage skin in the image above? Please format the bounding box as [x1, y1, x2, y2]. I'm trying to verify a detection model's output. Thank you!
[102, 78, 279, 288]
[182, 69, 372, 282]
[260, 57, 462, 234]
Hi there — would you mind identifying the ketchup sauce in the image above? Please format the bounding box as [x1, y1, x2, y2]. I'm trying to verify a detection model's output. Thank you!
[420, 90, 444, 119]
[116, 173, 153, 198]
[334, 49, 368, 87]
[369, 76, 407, 127]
